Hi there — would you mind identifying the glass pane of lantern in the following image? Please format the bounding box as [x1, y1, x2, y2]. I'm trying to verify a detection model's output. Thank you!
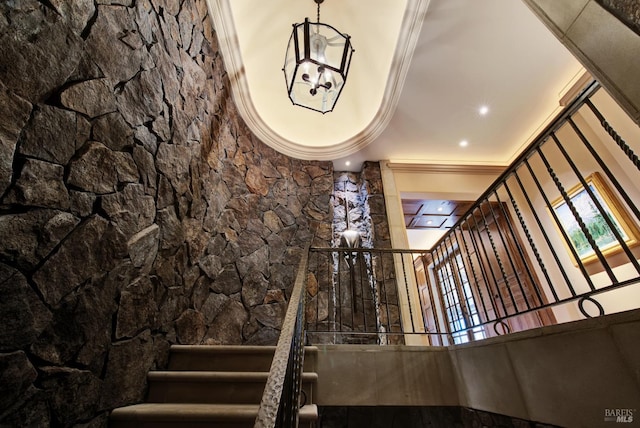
[310, 23, 348, 72]
[283, 28, 299, 90]
[295, 23, 306, 61]
[283, 18, 354, 113]
[290, 65, 345, 113]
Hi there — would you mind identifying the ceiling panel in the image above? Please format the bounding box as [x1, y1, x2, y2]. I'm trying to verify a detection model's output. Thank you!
[403, 199, 473, 230]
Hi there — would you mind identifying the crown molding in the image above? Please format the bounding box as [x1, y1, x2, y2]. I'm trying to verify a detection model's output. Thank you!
[386, 162, 506, 175]
[559, 69, 592, 106]
[206, 0, 430, 160]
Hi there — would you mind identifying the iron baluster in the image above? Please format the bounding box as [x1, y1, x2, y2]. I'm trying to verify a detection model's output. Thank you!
[524, 160, 584, 300]
[488, 191, 533, 311]
[399, 250, 416, 333]
[478, 201, 518, 314]
[536, 145, 616, 285]
[585, 98, 640, 172]
[566, 116, 640, 233]
[455, 221, 491, 323]
[503, 177, 549, 305]
[550, 132, 640, 274]
[462, 218, 501, 320]
[468, 207, 510, 318]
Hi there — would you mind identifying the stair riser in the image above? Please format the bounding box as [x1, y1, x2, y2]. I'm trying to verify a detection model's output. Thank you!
[168, 353, 273, 372]
[168, 353, 316, 372]
[147, 380, 314, 405]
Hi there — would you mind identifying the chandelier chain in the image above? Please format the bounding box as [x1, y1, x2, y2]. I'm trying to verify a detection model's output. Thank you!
[314, 0, 323, 23]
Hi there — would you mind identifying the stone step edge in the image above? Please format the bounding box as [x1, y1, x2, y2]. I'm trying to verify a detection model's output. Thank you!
[169, 345, 319, 354]
[148, 371, 318, 383]
[110, 403, 318, 422]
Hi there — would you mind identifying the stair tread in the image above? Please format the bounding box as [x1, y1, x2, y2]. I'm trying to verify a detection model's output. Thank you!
[111, 403, 318, 421]
[148, 371, 318, 382]
[112, 346, 319, 425]
[170, 345, 318, 354]
[170, 345, 276, 354]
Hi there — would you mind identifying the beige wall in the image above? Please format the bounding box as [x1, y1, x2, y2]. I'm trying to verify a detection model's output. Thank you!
[380, 163, 503, 342]
[393, 168, 500, 200]
[379, 163, 429, 344]
[450, 308, 640, 428]
[507, 87, 640, 324]
[384, 87, 640, 328]
[389, 164, 503, 249]
[314, 308, 640, 428]
[379, 0, 640, 343]
[522, 0, 640, 125]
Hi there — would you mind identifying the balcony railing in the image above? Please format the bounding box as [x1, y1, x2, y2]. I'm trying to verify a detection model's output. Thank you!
[306, 247, 411, 345]
[306, 81, 640, 345]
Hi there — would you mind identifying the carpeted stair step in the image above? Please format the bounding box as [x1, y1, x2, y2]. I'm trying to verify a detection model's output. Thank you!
[147, 370, 318, 404]
[110, 403, 318, 428]
[167, 345, 317, 372]
[109, 345, 318, 427]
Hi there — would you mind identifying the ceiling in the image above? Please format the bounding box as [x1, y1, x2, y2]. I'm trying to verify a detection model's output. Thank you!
[403, 199, 473, 230]
[207, 0, 584, 172]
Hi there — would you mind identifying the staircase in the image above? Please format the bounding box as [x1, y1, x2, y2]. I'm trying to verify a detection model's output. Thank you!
[110, 345, 319, 428]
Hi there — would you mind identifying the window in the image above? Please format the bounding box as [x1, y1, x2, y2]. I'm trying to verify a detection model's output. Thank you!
[435, 252, 485, 344]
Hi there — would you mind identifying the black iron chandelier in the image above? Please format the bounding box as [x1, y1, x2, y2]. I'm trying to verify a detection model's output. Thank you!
[283, 0, 355, 114]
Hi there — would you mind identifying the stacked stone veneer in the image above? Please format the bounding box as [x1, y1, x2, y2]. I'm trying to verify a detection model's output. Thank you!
[0, 1, 332, 426]
[331, 163, 391, 250]
[308, 162, 400, 344]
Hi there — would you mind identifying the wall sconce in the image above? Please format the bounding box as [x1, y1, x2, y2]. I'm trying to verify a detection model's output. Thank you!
[339, 180, 360, 313]
[341, 229, 360, 248]
[340, 180, 360, 248]
[283, 0, 355, 113]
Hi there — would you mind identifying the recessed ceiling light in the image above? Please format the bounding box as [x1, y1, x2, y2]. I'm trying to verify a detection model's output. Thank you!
[459, 140, 469, 147]
[479, 105, 489, 116]
[345, 161, 351, 166]
[427, 220, 433, 225]
[437, 207, 443, 212]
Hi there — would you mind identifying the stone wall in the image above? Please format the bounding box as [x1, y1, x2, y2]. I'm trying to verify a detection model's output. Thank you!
[0, 1, 332, 426]
[331, 162, 391, 250]
[307, 162, 400, 344]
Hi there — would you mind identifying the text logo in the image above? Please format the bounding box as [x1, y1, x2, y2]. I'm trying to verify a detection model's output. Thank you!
[604, 408, 635, 423]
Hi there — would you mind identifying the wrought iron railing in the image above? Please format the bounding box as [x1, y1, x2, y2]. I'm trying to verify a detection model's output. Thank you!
[307, 81, 640, 345]
[255, 245, 309, 428]
[306, 247, 418, 345]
